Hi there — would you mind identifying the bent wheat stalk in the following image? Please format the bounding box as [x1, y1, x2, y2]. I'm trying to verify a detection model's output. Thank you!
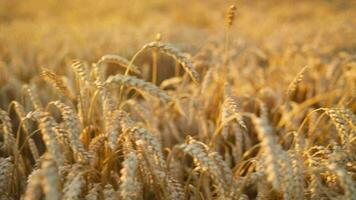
[97, 54, 141, 75]
[125, 41, 199, 83]
[105, 74, 172, 103]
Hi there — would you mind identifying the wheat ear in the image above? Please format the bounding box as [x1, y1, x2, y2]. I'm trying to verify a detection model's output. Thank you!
[142, 41, 199, 83]
[72, 60, 91, 84]
[325, 108, 350, 146]
[23, 169, 42, 200]
[41, 68, 73, 98]
[63, 164, 85, 200]
[40, 155, 61, 200]
[85, 184, 101, 200]
[222, 92, 247, 130]
[105, 74, 172, 102]
[0, 109, 26, 175]
[251, 116, 282, 191]
[119, 151, 142, 200]
[286, 65, 308, 99]
[49, 101, 91, 162]
[178, 136, 230, 198]
[327, 162, 356, 200]
[97, 54, 141, 75]
[0, 157, 14, 196]
[126, 41, 199, 83]
[33, 111, 64, 166]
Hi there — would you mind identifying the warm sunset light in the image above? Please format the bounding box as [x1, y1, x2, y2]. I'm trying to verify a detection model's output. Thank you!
[0, 1, 355, 199]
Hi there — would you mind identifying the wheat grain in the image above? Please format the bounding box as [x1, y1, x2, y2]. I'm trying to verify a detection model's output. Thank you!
[278, 151, 295, 200]
[33, 111, 64, 166]
[0, 109, 17, 154]
[166, 176, 185, 200]
[85, 184, 101, 200]
[334, 108, 356, 126]
[103, 184, 117, 200]
[288, 151, 305, 200]
[327, 162, 356, 200]
[178, 136, 229, 198]
[97, 54, 141, 75]
[1, 3, 355, 200]
[23, 169, 42, 200]
[106, 110, 123, 150]
[49, 101, 91, 162]
[251, 116, 282, 191]
[286, 66, 309, 99]
[0, 157, 13, 196]
[141, 41, 200, 83]
[72, 60, 91, 84]
[222, 92, 247, 130]
[40, 155, 61, 200]
[226, 5, 236, 27]
[23, 85, 42, 110]
[63, 173, 85, 200]
[120, 151, 142, 200]
[325, 108, 350, 146]
[0, 109, 26, 177]
[88, 134, 106, 166]
[41, 68, 73, 98]
[105, 74, 172, 102]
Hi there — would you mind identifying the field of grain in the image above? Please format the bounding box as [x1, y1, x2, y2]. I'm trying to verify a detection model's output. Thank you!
[0, 0, 355, 199]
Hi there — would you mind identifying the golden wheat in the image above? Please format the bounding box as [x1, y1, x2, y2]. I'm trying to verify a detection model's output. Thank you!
[0, 2, 355, 200]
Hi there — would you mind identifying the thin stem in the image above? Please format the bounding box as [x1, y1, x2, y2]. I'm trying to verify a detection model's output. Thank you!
[152, 49, 158, 85]
[119, 46, 147, 103]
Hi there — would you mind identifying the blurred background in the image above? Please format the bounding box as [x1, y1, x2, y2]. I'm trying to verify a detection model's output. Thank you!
[0, 0, 355, 84]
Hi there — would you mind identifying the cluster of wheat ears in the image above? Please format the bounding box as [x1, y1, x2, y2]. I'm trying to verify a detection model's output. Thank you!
[0, 4, 355, 200]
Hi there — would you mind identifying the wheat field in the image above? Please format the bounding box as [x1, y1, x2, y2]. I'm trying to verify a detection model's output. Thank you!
[0, 0, 355, 199]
